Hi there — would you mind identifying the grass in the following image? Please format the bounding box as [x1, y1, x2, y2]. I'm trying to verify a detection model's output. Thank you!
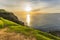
[0, 17, 60, 40]
[1, 17, 20, 26]
[0, 20, 4, 28]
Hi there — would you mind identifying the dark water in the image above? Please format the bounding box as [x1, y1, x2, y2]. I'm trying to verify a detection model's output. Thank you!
[31, 13, 60, 32]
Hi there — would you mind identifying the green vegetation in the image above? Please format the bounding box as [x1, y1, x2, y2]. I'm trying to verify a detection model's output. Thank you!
[1, 17, 20, 26]
[0, 20, 4, 28]
[0, 17, 60, 40]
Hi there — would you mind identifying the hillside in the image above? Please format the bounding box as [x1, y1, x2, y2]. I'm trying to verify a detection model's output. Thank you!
[0, 17, 60, 40]
[0, 9, 24, 25]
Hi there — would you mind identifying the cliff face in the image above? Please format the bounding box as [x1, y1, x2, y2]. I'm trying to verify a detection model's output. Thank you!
[0, 9, 24, 25]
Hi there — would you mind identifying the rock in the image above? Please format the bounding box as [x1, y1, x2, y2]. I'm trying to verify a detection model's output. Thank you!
[0, 9, 24, 25]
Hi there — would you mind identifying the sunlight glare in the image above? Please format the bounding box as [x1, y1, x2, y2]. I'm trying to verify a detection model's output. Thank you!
[25, 6, 31, 12]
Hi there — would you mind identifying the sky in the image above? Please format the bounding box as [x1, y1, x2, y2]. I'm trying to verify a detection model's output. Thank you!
[0, 0, 60, 13]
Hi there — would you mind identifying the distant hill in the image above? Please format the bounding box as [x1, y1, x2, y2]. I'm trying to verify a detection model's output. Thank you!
[0, 9, 24, 25]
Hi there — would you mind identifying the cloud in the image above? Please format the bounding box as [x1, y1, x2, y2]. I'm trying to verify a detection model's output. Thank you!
[0, 0, 60, 12]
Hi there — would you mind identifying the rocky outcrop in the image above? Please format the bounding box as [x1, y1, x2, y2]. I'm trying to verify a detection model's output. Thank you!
[0, 9, 24, 25]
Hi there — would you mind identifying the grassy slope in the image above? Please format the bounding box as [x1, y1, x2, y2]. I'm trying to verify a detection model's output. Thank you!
[0, 17, 60, 40]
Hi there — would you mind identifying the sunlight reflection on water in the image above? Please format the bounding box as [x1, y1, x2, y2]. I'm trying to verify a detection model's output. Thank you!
[26, 13, 30, 26]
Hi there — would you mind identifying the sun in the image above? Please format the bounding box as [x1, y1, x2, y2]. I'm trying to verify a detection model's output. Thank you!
[25, 6, 32, 12]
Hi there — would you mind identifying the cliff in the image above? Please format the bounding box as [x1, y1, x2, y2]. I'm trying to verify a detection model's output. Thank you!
[0, 9, 24, 25]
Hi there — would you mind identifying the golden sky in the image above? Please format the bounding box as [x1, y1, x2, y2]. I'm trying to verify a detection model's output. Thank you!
[0, 0, 60, 13]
